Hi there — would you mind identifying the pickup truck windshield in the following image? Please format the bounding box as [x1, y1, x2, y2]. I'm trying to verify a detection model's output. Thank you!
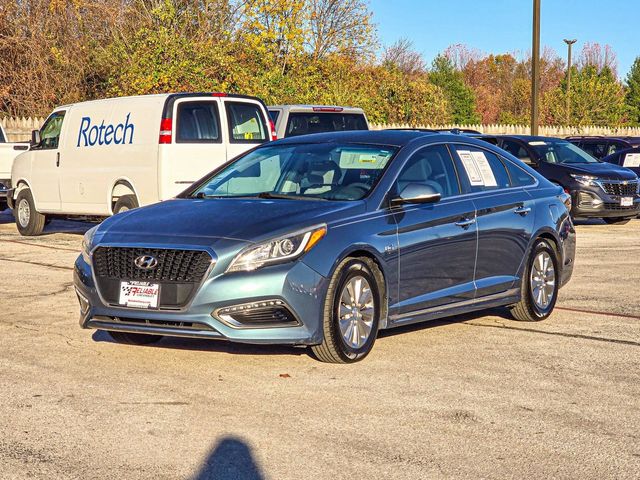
[531, 140, 599, 164]
[190, 143, 397, 201]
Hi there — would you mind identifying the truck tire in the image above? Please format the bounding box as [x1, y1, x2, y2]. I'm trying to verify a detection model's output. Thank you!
[113, 195, 138, 214]
[15, 188, 46, 236]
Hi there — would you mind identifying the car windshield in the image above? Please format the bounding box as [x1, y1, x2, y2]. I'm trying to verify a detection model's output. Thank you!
[530, 140, 599, 164]
[189, 143, 398, 201]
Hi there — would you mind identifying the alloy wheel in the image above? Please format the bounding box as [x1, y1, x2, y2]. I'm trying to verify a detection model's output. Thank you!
[530, 251, 556, 310]
[337, 275, 375, 349]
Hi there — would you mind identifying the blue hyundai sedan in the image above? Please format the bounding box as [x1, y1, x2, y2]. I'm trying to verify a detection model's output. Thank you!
[74, 131, 576, 363]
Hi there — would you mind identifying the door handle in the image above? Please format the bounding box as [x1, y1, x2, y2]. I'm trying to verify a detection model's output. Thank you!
[56, 152, 60, 167]
[514, 206, 531, 216]
[455, 218, 476, 228]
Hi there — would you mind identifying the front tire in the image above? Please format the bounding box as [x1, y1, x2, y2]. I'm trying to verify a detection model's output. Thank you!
[603, 217, 631, 225]
[15, 188, 46, 236]
[113, 194, 139, 214]
[108, 331, 162, 345]
[311, 257, 384, 363]
[510, 240, 559, 322]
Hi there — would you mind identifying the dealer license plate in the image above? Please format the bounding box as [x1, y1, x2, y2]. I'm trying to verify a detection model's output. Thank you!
[621, 197, 633, 207]
[119, 281, 159, 309]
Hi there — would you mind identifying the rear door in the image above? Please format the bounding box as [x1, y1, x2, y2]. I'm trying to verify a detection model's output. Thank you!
[223, 99, 269, 160]
[29, 110, 67, 211]
[161, 97, 227, 199]
[451, 144, 536, 297]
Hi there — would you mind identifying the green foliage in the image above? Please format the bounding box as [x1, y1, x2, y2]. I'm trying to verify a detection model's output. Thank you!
[430, 55, 479, 123]
[625, 57, 640, 126]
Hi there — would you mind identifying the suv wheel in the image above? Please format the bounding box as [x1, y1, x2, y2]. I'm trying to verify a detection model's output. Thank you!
[108, 331, 162, 345]
[311, 257, 384, 363]
[113, 195, 139, 214]
[510, 239, 559, 322]
[603, 217, 631, 225]
[15, 188, 46, 236]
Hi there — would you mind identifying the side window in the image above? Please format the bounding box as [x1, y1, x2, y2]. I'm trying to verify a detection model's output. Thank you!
[607, 141, 625, 156]
[176, 102, 221, 143]
[581, 141, 607, 158]
[0, 127, 5, 143]
[500, 139, 534, 164]
[502, 157, 536, 186]
[396, 145, 460, 198]
[39, 111, 66, 149]
[453, 145, 511, 193]
[225, 102, 267, 143]
[268, 110, 280, 124]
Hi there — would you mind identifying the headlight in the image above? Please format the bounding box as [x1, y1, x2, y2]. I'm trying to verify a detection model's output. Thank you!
[569, 174, 597, 187]
[227, 225, 327, 272]
[81, 225, 98, 263]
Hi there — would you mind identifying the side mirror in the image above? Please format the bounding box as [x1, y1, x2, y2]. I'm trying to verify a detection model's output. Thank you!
[30, 129, 41, 147]
[390, 183, 441, 207]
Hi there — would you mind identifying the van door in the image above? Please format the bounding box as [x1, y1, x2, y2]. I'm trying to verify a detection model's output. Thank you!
[159, 98, 227, 200]
[29, 110, 67, 212]
[223, 100, 269, 160]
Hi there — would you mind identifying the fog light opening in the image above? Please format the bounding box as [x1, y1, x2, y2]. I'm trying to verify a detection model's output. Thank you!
[213, 300, 299, 329]
[75, 288, 90, 316]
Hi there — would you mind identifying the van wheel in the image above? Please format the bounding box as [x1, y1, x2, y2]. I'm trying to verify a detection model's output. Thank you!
[15, 188, 46, 236]
[113, 195, 138, 214]
[311, 257, 384, 363]
[509, 240, 559, 322]
[603, 217, 630, 225]
[108, 331, 162, 345]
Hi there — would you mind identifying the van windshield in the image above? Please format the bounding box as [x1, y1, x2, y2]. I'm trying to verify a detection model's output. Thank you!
[189, 143, 397, 201]
[531, 140, 600, 164]
[285, 113, 368, 137]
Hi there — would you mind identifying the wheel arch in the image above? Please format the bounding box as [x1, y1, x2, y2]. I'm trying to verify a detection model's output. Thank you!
[109, 178, 139, 215]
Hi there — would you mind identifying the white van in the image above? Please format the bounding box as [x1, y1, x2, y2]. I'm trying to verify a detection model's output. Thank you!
[9, 93, 276, 235]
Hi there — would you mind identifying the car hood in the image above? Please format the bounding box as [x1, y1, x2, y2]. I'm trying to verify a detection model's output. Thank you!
[97, 197, 364, 247]
[562, 162, 638, 180]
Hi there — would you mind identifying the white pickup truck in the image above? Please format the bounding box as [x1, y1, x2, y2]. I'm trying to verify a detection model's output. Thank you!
[0, 123, 30, 210]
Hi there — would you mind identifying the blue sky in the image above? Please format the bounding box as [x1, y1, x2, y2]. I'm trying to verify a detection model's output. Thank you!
[369, 0, 638, 78]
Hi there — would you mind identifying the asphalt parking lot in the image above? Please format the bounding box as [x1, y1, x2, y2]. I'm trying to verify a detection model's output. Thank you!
[0, 209, 638, 480]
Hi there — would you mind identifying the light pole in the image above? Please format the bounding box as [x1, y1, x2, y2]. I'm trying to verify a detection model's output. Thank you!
[564, 38, 577, 125]
[531, 0, 541, 136]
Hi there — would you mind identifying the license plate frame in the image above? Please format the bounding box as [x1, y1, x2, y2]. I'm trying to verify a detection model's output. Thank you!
[620, 197, 633, 207]
[118, 281, 160, 309]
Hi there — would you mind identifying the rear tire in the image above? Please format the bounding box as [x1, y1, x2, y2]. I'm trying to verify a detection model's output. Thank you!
[108, 331, 162, 345]
[510, 239, 559, 322]
[113, 195, 138, 214]
[603, 217, 631, 225]
[15, 188, 46, 236]
[311, 257, 384, 363]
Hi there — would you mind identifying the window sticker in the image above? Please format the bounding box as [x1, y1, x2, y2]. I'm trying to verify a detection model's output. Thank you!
[623, 153, 640, 168]
[470, 151, 497, 187]
[528, 141, 546, 146]
[457, 150, 484, 185]
[339, 149, 393, 169]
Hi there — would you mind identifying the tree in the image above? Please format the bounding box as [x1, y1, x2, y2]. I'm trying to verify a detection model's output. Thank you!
[625, 57, 640, 126]
[381, 38, 425, 75]
[429, 54, 479, 124]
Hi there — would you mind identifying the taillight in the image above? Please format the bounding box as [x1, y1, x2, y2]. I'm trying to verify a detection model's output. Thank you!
[312, 106, 343, 112]
[211, 92, 227, 97]
[269, 119, 278, 141]
[159, 118, 172, 144]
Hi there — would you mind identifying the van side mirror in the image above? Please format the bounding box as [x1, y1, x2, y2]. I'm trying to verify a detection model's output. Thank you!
[30, 129, 41, 147]
[390, 183, 441, 207]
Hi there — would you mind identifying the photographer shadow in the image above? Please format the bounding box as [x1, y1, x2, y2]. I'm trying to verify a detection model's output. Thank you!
[193, 437, 264, 480]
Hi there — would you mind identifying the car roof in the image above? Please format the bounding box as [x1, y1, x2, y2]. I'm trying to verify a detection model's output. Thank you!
[270, 130, 495, 148]
[268, 105, 364, 113]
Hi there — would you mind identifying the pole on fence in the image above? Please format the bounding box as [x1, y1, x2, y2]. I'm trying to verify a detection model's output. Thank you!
[531, 0, 541, 136]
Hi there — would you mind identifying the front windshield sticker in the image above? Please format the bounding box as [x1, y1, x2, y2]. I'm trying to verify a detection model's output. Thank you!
[623, 153, 640, 168]
[339, 149, 392, 170]
[528, 141, 547, 146]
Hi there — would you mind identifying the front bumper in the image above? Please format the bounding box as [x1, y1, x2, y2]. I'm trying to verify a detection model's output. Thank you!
[570, 187, 640, 219]
[74, 254, 329, 345]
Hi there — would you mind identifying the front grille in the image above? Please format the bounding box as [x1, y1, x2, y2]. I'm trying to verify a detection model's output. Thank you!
[108, 316, 215, 331]
[598, 180, 638, 197]
[93, 247, 213, 309]
[603, 203, 639, 211]
[93, 247, 212, 282]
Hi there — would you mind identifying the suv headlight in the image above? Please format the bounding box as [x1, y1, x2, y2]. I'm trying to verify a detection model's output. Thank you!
[227, 225, 327, 272]
[570, 174, 597, 187]
[81, 225, 98, 263]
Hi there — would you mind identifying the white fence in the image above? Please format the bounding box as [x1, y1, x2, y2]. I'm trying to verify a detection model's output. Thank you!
[2, 116, 640, 142]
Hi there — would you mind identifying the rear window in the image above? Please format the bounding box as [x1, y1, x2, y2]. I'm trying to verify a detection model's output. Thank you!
[176, 101, 221, 143]
[285, 113, 368, 137]
[226, 102, 267, 143]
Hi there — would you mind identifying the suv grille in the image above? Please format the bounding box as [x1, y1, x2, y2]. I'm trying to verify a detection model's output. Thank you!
[598, 180, 638, 197]
[93, 247, 212, 282]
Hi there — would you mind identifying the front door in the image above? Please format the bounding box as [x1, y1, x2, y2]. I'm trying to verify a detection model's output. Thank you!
[29, 110, 66, 212]
[392, 144, 477, 320]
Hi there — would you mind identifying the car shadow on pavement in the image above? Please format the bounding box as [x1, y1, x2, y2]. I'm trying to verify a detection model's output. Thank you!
[91, 330, 307, 357]
[0, 210, 94, 235]
[192, 437, 264, 480]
